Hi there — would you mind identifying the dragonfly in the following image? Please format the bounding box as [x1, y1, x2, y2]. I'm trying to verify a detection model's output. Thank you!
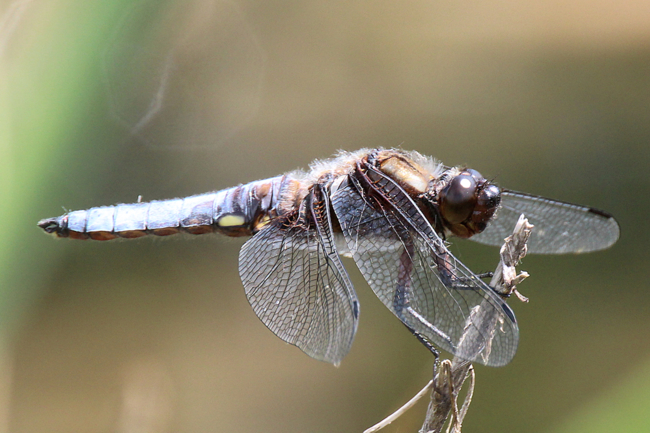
[38, 148, 619, 367]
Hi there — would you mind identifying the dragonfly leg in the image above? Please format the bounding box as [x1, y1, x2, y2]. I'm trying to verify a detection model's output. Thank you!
[475, 271, 494, 280]
[439, 268, 493, 291]
[404, 323, 440, 360]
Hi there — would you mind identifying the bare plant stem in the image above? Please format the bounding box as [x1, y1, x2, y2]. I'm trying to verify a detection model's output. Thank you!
[364, 215, 533, 433]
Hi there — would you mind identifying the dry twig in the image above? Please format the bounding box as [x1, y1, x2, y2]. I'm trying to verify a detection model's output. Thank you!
[420, 214, 533, 433]
[364, 214, 533, 433]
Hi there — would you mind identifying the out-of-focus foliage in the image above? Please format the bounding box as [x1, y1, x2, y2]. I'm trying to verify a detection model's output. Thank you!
[552, 359, 650, 433]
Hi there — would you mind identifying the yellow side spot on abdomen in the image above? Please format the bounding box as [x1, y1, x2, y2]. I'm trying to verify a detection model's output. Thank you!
[217, 214, 246, 227]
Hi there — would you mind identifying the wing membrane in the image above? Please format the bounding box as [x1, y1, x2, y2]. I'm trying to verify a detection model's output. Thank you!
[471, 190, 620, 254]
[331, 175, 518, 366]
[238, 191, 359, 365]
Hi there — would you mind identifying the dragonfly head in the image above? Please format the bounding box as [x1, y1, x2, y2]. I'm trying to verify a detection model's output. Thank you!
[438, 169, 501, 238]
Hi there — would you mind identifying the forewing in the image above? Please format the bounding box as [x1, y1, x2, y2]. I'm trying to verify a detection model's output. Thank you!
[471, 190, 620, 254]
[238, 200, 359, 365]
[331, 176, 518, 367]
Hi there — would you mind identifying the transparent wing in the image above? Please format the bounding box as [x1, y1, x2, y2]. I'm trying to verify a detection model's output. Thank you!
[471, 190, 620, 254]
[238, 192, 359, 365]
[331, 176, 518, 367]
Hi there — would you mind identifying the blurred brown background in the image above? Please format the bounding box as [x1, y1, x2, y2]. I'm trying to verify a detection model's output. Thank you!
[2, 0, 649, 432]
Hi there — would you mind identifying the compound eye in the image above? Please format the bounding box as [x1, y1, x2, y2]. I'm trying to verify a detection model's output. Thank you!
[439, 174, 477, 224]
[477, 184, 501, 209]
[466, 169, 482, 180]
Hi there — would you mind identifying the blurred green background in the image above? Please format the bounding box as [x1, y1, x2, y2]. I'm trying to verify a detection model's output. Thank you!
[2, 0, 649, 432]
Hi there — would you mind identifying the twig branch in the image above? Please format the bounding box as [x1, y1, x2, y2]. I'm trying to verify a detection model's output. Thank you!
[420, 214, 533, 433]
[362, 214, 533, 433]
[363, 380, 434, 433]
